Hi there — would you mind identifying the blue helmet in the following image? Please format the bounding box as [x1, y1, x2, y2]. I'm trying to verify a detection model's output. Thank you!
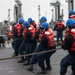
[40, 16, 47, 21]
[66, 18, 75, 26]
[18, 18, 24, 24]
[69, 10, 75, 15]
[23, 21, 30, 27]
[40, 22, 48, 29]
[28, 17, 33, 22]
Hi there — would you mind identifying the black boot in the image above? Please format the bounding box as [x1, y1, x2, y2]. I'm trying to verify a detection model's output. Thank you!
[2, 43, 4, 47]
[23, 60, 30, 66]
[27, 64, 33, 71]
[46, 66, 52, 70]
[18, 57, 25, 63]
[0, 43, 1, 47]
[37, 69, 46, 74]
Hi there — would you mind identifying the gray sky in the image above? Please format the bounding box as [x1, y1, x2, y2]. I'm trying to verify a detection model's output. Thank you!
[0, 0, 68, 23]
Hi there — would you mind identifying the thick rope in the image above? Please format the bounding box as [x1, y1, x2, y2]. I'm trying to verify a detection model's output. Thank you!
[0, 47, 62, 60]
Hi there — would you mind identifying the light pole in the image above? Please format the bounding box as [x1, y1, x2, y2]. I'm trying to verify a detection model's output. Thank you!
[14, 0, 22, 22]
[51, 9, 54, 21]
[65, 0, 74, 14]
[50, 1, 60, 22]
[45, 12, 47, 17]
[38, 5, 40, 23]
[8, 9, 10, 29]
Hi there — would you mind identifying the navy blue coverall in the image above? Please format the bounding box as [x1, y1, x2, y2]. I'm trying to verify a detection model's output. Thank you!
[18, 31, 37, 63]
[53, 23, 65, 44]
[12, 25, 24, 56]
[60, 34, 75, 75]
[30, 36, 56, 70]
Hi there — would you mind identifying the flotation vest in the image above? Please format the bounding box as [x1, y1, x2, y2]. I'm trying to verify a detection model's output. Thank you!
[14, 23, 22, 36]
[65, 30, 75, 51]
[39, 28, 55, 47]
[30, 21, 37, 28]
[6, 31, 13, 37]
[69, 15, 75, 20]
[23, 25, 36, 38]
[57, 22, 64, 29]
[65, 29, 70, 36]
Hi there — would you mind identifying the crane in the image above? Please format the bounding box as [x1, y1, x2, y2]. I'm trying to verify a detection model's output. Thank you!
[50, 0, 61, 22]
[14, 0, 22, 22]
[65, 0, 74, 14]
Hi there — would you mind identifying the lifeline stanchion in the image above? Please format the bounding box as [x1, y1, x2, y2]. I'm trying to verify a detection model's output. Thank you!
[0, 47, 62, 60]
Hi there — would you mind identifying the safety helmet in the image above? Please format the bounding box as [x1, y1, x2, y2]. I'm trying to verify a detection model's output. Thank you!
[28, 17, 33, 22]
[18, 18, 24, 24]
[10, 21, 17, 26]
[23, 21, 30, 27]
[69, 10, 75, 15]
[40, 16, 47, 21]
[40, 22, 48, 29]
[58, 18, 62, 22]
[66, 18, 75, 26]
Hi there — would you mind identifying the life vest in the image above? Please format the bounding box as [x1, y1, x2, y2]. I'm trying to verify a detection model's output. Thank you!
[6, 31, 13, 37]
[64, 29, 70, 41]
[69, 15, 75, 20]
[57, 22, 64, 29]
[65, 29, 70, 36]
[23, 25, 36, 38]
[31, 21, 37, 28]
[65, 30, 75, 51]
[39, 28, 55, 47]
[14, 23, 22, 36]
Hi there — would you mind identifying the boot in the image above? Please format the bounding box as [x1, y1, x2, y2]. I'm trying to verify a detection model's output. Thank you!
[57, 42, 59, 46]
[46, 66, 52, 70]
[57, 41, 62, 46]
[37, 69, 46, 74]
[0, 43, 1, 47]
[18, 57, 25, 63]
[13, 52, 15, 54]
[2, 43, 4, 47]
[27, 64, 33, 71]
[23, 60, 30, 66]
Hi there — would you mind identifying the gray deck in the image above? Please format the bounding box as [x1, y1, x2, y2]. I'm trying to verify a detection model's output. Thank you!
[0, 42, 72, 75]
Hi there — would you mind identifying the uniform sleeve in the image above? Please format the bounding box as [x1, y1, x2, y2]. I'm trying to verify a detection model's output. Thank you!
[40, 36, 48, 48]
[53, 24, 57, 31]
[61, 34, 74, 50]
[25, 32, 32, 39]
[24, 32, 32, 43]
[12, 28, 17, 36]
[62, 24, 66, 30]
[33, 29, 40, 40]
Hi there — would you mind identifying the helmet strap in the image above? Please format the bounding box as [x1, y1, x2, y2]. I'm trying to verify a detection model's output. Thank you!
[43, 28, 46, 32]
[68, 26, 71, 30]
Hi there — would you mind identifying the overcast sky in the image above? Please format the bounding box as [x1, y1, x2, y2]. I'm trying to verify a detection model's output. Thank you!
[0, 0, 69, 23]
